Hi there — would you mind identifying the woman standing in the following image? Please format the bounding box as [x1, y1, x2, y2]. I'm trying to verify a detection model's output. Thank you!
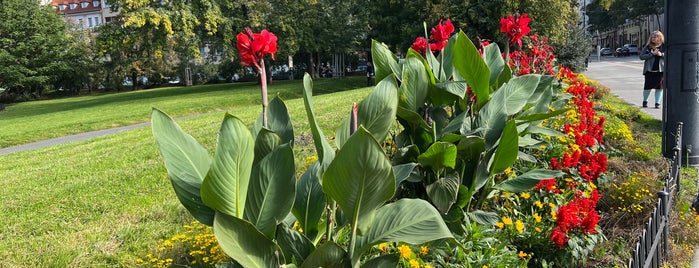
[639, 31, 665, 108]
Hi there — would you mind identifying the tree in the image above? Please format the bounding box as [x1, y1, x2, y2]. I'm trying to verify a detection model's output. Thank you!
[0, 0, 77, 99]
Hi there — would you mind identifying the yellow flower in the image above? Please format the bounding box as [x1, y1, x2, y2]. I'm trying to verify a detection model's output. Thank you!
[398, 245, 412, 259]
[409, 259, 420, 268]
[533, 213, 542, 223]
[535, 201, 543, 209]
[378, 243, 388, 253]
[495, 222, 504, 229]
[502, 216, 513, 226]
[426, 265, 435, 268]
[420, 246, 429, 256]
[551, 210, 557, 220]
[535, 227, 542, 233]
[482, 266, 488, 268]
[549, 203, 556, 209]
[518, 251, 528, 258]
[515, 220, 525, 234]
[520, 192, 530, 199]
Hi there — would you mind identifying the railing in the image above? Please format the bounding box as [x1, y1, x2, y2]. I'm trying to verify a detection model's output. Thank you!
[628, 122, 683, 268]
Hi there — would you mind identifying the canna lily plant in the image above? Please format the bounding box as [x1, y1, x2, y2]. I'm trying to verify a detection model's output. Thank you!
[151, 16, 577, 267]
[151, 27, 453, 268]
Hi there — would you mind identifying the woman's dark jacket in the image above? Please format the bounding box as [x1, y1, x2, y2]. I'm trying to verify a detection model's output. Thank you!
[639, 45, 665, 74]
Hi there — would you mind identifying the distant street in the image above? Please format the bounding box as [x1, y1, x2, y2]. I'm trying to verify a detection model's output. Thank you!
[583, 54, 662, 120]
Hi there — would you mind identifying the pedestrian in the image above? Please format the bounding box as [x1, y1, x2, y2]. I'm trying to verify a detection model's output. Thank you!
[639, 30, 665, 108]
[366, 61, 375, 86]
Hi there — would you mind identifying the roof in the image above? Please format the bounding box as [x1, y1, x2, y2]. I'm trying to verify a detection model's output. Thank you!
[52, 0, 102, 15]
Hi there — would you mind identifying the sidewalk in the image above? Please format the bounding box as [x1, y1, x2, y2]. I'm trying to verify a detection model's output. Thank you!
[585, 56, 699, 268]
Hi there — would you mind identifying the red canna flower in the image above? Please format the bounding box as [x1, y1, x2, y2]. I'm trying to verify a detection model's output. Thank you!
[411, 37, 428, 55]
[500, 13, 531, 47]
[429, 19, 454, 51]
[236, 28, 278, 70]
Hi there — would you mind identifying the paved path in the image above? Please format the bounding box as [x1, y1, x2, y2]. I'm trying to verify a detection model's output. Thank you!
[584, 55, 662, 120]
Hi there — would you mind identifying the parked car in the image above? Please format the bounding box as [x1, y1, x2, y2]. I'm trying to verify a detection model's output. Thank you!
[615, 47, 630, 57]
[624, 44, 639, 54]
[600, 47, 613, 56]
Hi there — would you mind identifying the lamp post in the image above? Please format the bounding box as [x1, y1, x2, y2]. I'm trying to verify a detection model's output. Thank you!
[663, 0, 699, 165]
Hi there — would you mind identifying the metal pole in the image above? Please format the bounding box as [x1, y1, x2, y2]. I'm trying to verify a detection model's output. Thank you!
[662, 0, 699, 165]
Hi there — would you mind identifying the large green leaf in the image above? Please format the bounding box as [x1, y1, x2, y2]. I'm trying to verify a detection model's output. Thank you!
[528, 75, 555, 106]
[151, 109, 214, 226]
[354, 199, 454, 260]
[495, 169, 564, 192]
[393, 163, 419, 187]
[490, 119, 518, 175]
[516, 108, 569, 123]
[452, 31, 490, 110]
[362, 254, 399, 268]
[372, 40, 401, 82]
[426, 172, 461, 214]
[303, 74, 335, 172]
[253, 96, 294, 145]
[477, 91, 507, 150]
[336, 75, 399, 149]
[484, 43, 505, 87]
[244, 143, 296, 238]
[491, 74, 541, 116]
[417, 142, 457, 171]
[292, 161, 326, 241]
[201, 114, 255, 218]
[213, 212, 282, 268]
[399, 53, 429, 113]
[322, 127, 395, 235]
[253, 128, 281, 164]
[396, 107, 428, 129]
[468, 210, 500, 225]
[276, 224, 315, 265]
[300, 242, 351, 268]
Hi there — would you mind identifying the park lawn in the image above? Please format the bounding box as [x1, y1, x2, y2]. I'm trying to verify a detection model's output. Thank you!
[0, 82, 373, 266]
[0, 76, 366, 148]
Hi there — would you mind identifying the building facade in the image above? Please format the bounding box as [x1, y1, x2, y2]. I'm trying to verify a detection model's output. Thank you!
[593, 14, 665, 51]
[50, 0, 118, 30]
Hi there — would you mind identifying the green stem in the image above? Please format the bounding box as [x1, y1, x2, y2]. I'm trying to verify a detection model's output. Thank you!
[259, 59, 269, 128]
[349, 217, 359, 268]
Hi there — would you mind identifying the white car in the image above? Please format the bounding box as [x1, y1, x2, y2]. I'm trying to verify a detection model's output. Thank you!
[624, 44, 639, 55]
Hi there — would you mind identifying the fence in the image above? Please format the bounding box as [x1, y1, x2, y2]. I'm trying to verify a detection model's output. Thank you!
[627, 122, 683, 268]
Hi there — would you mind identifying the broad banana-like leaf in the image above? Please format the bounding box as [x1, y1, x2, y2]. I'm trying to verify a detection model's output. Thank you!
[418, 142, 457, 171]
[151, 109, 215, 226]
[484, 43, 505, 87]
[426, 45, 444, 81]
[213, 212, 282, 268]
[494, 169, 564, 192]
[442, 110, 470, 136]
[336, 75, 399, 149]
[244, 143, 295, 238]
[396, 106, 429, 129]
[253, 128, 281, 164]
[452, 30, 490, 110]
[441, 34, 457, 80]
[516, 108, 569, 123]
[468, 210, 500, 225]
[323, 127, 395, 235]
[497, 63, 513, 90]
[426, 172, 461, 214]
[523, 124, 566, 137]
[393, 163, 419, 187]
[300, 242, 351, 268]
[489, 119, 518, 175]
[276, 224, 315, 265]
[477, 91, 507, 150]
[353, 199, 454, 262]
[372, 40, 401, 82]
[528, 75, 555, 106]
[303, 74, 335, 172]
[362, 254, 399, 268]
[491, 74, 541, 116]
[253, 96, 294, 145]
[292, 161, 325, 241]
[399, 53, 429, 113]
[201, 114, 255, 218]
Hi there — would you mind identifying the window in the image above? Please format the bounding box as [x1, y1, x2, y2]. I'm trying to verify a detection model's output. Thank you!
[88, 17, 93, 28]
[93, 0, 99, 6]
[81, 2, 88, 8]
[58, 4, 66, 10]
[94, 16, 100, 26]
[69, 3, 77, 9]
[78, 18, 83, 28]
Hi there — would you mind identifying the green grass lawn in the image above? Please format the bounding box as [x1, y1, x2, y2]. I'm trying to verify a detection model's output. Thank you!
[0, 76, 366, 148]
[0, 77, 371, 266]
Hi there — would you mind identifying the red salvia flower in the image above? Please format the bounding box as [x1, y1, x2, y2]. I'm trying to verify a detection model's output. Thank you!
[236, 28, 278, 70]
[429, 19, 455, 51]
[500, 13, 531, 47]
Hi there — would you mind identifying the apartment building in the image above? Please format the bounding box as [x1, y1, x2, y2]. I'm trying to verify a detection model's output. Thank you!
[51, 0, 118, 30]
